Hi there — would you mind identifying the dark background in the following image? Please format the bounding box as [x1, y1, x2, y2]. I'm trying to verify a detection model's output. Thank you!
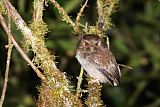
[0, 0, 160, 107]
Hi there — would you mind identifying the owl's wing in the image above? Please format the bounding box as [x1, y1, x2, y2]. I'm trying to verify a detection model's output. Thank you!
[98, 60, 120, 86]
[93, 50, 121, 86]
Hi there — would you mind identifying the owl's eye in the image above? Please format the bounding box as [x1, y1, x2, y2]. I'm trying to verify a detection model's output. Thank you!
[94, 42, 98, 46]
[93, 40, 102, 47]
[83, 40, 90, 46]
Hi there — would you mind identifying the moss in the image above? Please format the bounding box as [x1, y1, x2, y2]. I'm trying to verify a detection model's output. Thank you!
[29, 21, 48, 38]
[85, 81, 105, 107]
[0, 1, 7, 15]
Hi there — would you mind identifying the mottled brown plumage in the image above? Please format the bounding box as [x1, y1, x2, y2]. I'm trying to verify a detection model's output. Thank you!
[76, 34, 121, 86]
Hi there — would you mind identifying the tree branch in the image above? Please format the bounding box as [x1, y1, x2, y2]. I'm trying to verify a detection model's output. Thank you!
[0, 13, 13, 107]
[0, 13, 46, 80]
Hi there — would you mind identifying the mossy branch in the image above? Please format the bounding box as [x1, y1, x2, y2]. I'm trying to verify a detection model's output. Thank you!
[0, 11, 45, 106]
[85, 81, 104, 107]
[3, 0, 45, 80]
[50, 0, 80, 34]
[30, 0, 82, 106]
[97, 0, 118, 31]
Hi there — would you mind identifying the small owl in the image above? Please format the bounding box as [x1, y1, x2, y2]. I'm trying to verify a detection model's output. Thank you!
[76, 34, 121, 86]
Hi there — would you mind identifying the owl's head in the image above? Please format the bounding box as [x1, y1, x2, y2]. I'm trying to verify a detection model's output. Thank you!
[77, 34, 106, 50]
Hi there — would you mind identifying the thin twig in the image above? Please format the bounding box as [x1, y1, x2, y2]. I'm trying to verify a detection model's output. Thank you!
[76, 67, 84, 95]
[50, 0, 79, 33]
[118, 64, 133, 69]
[11, 36, 46, 80]
[0, 42, 13, 107]
[75, 0, 88, 27]
[50, 0, 74, 25]
[106, 36, 110, 49]
[0, 12, 13, 107]
[0, 13, 46, 81]
[33, 0, 45, 21]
